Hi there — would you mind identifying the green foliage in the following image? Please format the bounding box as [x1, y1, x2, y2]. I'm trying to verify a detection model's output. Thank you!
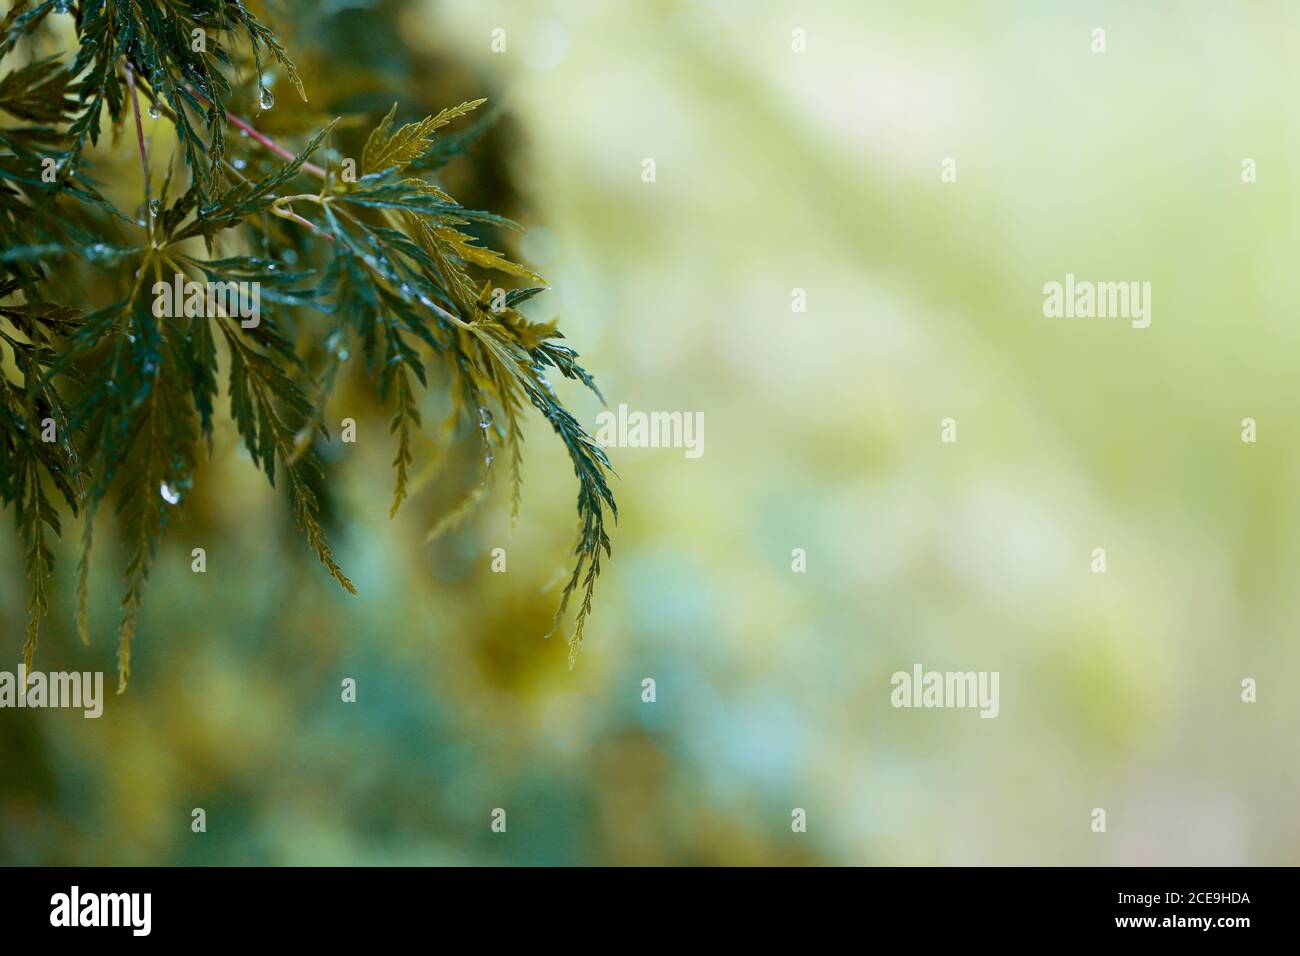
[0, 0, 616, 688]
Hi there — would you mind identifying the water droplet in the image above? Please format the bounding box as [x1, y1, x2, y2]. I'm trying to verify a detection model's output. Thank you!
[149, 199, 161, 216]
[282, 249, 298, 265]
[160, 482, 182, 505]
[478, 406, 494, 428]
[258, 87, 275, 111]
[147, 104, 161, 120]
[530, 364, 553, 392]
[324, 330, 351, 361]
[232, 157, 247, 170]
[484, 453, 495, 469]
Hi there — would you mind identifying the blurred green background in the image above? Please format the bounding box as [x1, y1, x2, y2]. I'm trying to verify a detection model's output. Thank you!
[3, 0, 1300, 865]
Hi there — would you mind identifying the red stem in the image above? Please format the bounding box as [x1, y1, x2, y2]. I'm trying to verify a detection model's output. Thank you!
[189, 88, 327, 181]
[126, 65, 154, 236]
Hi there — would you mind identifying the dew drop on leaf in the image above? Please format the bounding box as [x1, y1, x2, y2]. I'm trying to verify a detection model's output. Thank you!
[259, 87, 275, 110]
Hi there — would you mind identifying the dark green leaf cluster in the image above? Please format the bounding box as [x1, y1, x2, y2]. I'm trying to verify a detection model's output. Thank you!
[0, 0, 616, 687]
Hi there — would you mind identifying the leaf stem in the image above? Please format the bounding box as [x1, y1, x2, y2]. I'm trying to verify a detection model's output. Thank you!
[187, 86, 327, 180]
[125, 64, 154, 238]
[269, 195, 334, 241]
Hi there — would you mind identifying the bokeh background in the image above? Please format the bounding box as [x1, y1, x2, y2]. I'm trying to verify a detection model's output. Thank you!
[4, 0, 1300, 865]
